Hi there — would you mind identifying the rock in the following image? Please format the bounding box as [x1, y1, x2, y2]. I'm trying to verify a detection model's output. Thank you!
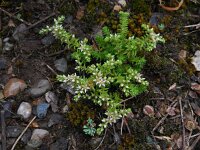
[28, 129, 49, 148]
[3, 37, 9, 42]
[29, 79, 51, 98]
[50, 137, 68, 150]
[41, 35, 55, 46]
[89, 137, 102, 149]
[118, 0, 126, 7]
[21, 129, 32, 144]
[3, 78, 27, 97]
[12, 24, 28, 41]
[27, 139, 43, 149]
[192, 50, 200, 71]
[6, 126, 23, 138]
[2, 100, 13, 118]
[62, 105, 69, 113]
[48, 113, 63, 127]
[36, 103, 49, 119]
[149, 13, 164, 26]
[0, 57, 7, 70]
[45, 91, 58, 112]
[17, 102, 32, 119]
[143, 105, 155, 117]
[60, 82, 75, 95]
[54, 58, 67, 73]
[3, 42, 14, 51]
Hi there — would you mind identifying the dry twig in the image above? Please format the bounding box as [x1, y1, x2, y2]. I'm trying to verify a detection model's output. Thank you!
[0, 7, 31, 25]
[152, 100, 178, 132]
[11, 116, 37, 150]
[188, 134, 200, 150]
[1, 110, 6, 150]
[94, 128, 108, 150]
[179, 97, 186, 150]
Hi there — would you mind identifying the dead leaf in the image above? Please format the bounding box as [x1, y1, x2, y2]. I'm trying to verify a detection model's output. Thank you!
[143, 105, 154, 117]
[113, 5, 122, 11]
[76, 6, 85, 20]
[191, 82, 200, 94]
[8, 19, 15, 27]
[190, 102, 200, 116]
[188, 90, 198, 99]
[166, 106, 176, 116]
[185, 120, 197, 131]
[179, 50, 187, 60]
[176, 136, 183, 149]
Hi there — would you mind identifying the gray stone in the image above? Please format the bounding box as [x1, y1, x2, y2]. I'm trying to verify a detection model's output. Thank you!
[149, 13, 164, 26]
[62, 105, 69, 113]
[21, 129, 32, 144]
[12, 24, 28, 41]
[3, 42, 14, 51]
[3, 37, 9, 42]
[6, 126, 23, 138]
[45, 91, 58, 112]
[50, 137, 68, 150]
[27, 139, 43, 148]
[0, 57, 7, 70]
[29, 79, 51, 98]
[17, 102, 32, 119]
[28, 129, 49, 148]
[54, 58, 67, 73]
[48, 113, 63, 127]
[89, 137, 102, 149]
[31, 129, 49, 140]
[60, 82, 75, 95]
[41, 35, 55, 46]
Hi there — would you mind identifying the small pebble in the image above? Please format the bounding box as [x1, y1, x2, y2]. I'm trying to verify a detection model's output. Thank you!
[54, 58, 68, 73]
[17, 102, 32, 119]
[0, 57, 7, 70]
[21, 129, 32, 144]
[41, 35, 55, 46]
[3, 78, 27, 97]
[50, 137, 68, 150]
[60, 82, 75, 95]
[29, 79, 51, 98]
[45, 91, 59, 112]
[48, 113, 63, 127]
[3, 42, 14, 51]
[36, 103, 49, 119]
[6, 126, 23, 138]
[28, 129, 49, 148]
[12, 24, 28, 41]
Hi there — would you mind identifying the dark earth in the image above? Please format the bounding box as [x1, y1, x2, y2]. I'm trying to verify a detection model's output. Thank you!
[0, 0, 200, 149]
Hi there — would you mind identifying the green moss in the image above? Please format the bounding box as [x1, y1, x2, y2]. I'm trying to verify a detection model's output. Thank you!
[118, 117, 156, 149]
[67, 101, 96, 127]
[58, 0, 77, 15]
[83, 0, 112, 28]
[128, 0, 151, 17]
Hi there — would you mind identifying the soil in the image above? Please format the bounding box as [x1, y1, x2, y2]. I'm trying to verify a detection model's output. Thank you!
[0, 0, 200, 150]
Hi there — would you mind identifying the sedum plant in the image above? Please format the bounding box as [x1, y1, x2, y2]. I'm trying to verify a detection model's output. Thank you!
[40, 11, 165, 135]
